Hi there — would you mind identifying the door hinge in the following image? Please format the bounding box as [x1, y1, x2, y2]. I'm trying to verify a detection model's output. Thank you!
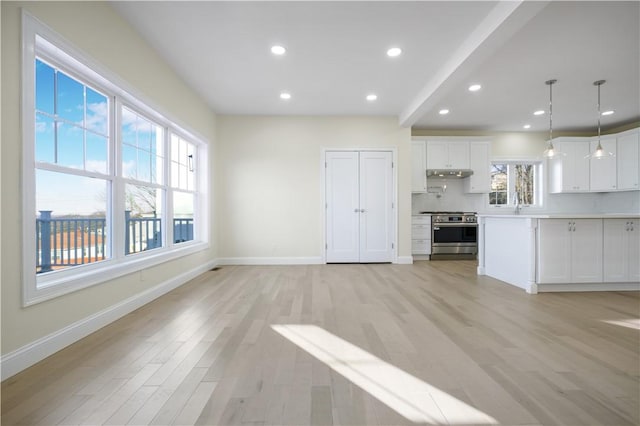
[392, 243, 395, 249]
[392, 202, 395, 209]
[325, 243, 328, 249]
[392, 162, 394, 169]
[325, 161, 327, 168]
[325, 202, 328, 209]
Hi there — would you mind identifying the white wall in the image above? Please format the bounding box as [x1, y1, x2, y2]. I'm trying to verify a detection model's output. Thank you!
[216, 116, 412, 262]
[1, 2, 216, 357]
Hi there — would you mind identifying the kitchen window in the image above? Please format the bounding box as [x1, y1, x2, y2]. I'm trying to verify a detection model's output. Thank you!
[489, 161, 542, 208]
[22, 14, 208, 305]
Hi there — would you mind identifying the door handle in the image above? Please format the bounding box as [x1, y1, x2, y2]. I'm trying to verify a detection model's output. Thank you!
[360, 209, 366, 213]
[354, 208, 359, 213]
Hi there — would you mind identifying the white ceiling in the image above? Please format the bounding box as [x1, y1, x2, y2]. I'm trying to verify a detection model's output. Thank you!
[111, 1, 640, 133]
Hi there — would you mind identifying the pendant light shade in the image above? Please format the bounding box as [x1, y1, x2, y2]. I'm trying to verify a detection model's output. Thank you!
[586, 80, 615, 160]
[542, 79, 561, 158]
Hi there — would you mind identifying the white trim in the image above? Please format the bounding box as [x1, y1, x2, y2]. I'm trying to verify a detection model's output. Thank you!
[217, 257, 324, 266]
[1, 260, 217, 381]
[537, 282, 640, 293]
[395, 256, 414, 265]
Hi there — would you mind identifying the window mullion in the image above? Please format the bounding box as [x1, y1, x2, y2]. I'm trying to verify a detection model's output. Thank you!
[165, 129, 174, 247]
[112, 97, 125, 260]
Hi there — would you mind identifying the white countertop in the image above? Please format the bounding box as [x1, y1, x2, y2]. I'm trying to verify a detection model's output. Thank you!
[478, 213, 640, 219]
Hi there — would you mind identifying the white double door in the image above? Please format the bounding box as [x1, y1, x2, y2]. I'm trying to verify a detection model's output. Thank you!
[325, 151, 394, 263]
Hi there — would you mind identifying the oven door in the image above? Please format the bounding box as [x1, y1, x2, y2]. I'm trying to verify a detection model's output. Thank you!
[431, 223, 477, 254]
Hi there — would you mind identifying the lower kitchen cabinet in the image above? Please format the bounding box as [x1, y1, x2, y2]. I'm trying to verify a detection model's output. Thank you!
[537, 219, 603, 283]
[411, 215, 431, 256]
[604, 219, 640, 282]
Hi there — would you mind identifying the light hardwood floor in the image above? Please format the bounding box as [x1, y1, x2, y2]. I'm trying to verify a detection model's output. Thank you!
[2, 261, 639, 425]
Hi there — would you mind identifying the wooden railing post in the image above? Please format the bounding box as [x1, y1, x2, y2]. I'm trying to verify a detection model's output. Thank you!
[124, 210, 131, 255]
[39, 210, 53, 273]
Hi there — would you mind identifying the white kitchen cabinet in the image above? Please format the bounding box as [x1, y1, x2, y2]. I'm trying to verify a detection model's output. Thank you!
[464, 141, 491, 193]
[426, 140, 469, 170]
[589, 136, 617, 191]
[603, 219, 640, 282]
[537, 219, 603, 283]
[411, 140, 427, 192]
[617, 130, 640, 191]
[411, 215, 431, 256]
[548, 138, 591, 193]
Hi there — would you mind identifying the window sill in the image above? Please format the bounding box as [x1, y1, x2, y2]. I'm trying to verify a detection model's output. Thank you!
[25, 241, 209, 307]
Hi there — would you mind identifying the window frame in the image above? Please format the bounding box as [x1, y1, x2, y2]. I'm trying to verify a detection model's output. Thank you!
[487, 159, 544, 210]
[22, 12, 209, 306]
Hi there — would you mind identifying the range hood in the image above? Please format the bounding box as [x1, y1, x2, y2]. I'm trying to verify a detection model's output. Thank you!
[427, 169, 474, 179]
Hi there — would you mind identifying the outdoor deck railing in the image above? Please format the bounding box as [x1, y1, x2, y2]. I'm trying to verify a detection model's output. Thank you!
[36, 210, 193, 273]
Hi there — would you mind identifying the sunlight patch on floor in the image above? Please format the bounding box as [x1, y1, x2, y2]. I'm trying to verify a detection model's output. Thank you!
[602, 318, 640, 330]
[271, 324, 498, 425]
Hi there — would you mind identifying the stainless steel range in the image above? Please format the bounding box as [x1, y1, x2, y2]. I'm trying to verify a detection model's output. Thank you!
[420, 211, 478, 260]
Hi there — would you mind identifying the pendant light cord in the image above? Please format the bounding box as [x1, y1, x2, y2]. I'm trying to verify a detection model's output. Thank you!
[594, 80, 605, 149]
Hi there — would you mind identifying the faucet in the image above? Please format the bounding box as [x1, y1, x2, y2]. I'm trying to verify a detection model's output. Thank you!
[513, 192, 521, 215]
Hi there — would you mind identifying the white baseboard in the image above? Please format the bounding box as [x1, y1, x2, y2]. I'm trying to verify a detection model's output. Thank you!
[0, 260, 217, 381]
[537, 282, 640, 293]
[395, 256, 413, 264]
[217, 257, 324, 265]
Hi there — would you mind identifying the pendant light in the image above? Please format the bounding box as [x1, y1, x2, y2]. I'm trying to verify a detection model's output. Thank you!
[542, 79, 560, 158]
[586, 80, 615, 160]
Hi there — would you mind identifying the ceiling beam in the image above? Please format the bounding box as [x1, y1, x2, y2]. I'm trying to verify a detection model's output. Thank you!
[399, 1, 549, 128]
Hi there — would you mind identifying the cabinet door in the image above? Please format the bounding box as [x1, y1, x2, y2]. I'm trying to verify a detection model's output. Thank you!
[465, 142, 491, 193]
[538, 220, 572, 283]
[426, 141, 448, 169]
[549, 140, 590, 193]
[628, 220, 640, 282]
[571, 219, 603, 283]
[603, 219, 628, 281]
[590, 137, 617, 191]
[617, 132, 640, 191]
[411, 141, 427, 192]
[448, 141, 470, 169]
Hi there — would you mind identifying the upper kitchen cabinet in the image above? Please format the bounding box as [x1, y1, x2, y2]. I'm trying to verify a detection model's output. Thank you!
[464, 141, 491, 193]
[617, 129, 640, 191]
[589, 136, 617, 192]
[411, 140, 427, 193]
[548, 138, 591, 193]
[426, 140, 469, 170]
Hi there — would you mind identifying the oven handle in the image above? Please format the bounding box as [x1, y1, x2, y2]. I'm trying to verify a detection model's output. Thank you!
[433, 223, 477, 228]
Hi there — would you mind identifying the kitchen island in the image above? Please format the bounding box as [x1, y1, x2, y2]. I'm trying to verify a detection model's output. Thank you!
[477, 213, 640, 294]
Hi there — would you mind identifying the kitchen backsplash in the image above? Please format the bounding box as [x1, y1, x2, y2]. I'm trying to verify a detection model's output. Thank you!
[413, 177, 640, 214]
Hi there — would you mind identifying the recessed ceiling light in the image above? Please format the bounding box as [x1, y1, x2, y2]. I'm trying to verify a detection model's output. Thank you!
[280, 92, 291, 100]
[386, 47, 402, 57]
[533, 110, 545, 116]
[271, 45, 286, 55]
[366, 94, 377, 102]
[439, 109, 449, 115]
[601, 110, 614, 116]
[468, 84, 482, 92]
[523, 124, 531, 129]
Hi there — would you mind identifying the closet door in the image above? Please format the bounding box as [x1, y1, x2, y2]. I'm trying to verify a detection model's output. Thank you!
[325, 151, 360, 262]
[359, 151, 393, 262]
[325, 151, 393, 263]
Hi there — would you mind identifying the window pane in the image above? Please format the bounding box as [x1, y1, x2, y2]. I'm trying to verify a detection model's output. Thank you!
[173, 191, 194, 243]
[171, 161, 180, 188]
[138, 150, 151, 182]
[125, 184, 163, 255]
[86, 132, 108, 174]
[57, 122, 84, 169]
[35, 59, 55, 114]
[56, 72, 84, 124]
[122, 143, 138, 179]
[35, 113, 55, 163]
[515, 164, 535, 205]
[86, 88, 108, 135]
[489, 164, 508, 205]
[36, 170, 109, 274]
[121, 107, 137, 145]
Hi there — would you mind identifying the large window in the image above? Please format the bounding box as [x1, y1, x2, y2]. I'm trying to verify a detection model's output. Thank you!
[23, 16, 208, 305]
[489, 161, 542, 208]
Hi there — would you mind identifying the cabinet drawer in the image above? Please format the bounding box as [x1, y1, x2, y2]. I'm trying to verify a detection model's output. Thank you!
[412, 239, 431, 254]
[412, 224, 431, 239]
[412, 215, 431, 225]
